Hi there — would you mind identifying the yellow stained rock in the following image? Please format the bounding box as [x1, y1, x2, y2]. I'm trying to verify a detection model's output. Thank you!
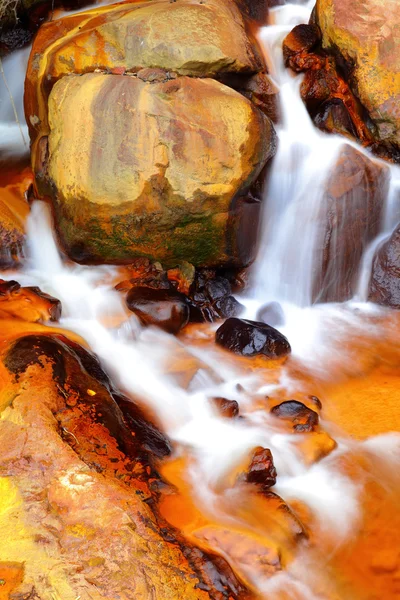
[44, 73, 274, 265]
[25, 0, 262, 141]
[316, 0, 400, 146]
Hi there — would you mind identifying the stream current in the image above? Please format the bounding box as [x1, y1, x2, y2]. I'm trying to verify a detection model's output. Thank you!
[1, 1, 400, 598]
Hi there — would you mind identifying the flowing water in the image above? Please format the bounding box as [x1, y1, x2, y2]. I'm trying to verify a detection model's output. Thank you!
[1, 1, 400, 598]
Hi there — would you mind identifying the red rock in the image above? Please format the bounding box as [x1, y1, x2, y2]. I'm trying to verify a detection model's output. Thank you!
[246, 447, 277, 488]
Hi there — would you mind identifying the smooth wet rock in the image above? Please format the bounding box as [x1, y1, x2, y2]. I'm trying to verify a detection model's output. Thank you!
[0, 279, 61, 322]
[313, 144, 390, 303]
[246, 447, 277, 488]
[210, 397, 240, 418]
[316, 0, 400, 154]
[271, 400, 319, 432]
[41, 73, 274, 267]
[368, 225, 400, 308]
[126, 286, 190, 334]
[215, 318, 291, 358]
[256, 301, 285, 327]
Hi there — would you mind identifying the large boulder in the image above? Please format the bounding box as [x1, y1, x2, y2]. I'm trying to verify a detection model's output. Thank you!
[41, 72, 274, 265]
[25, 0, 276, 267]
[368, 225, 400, 308]
[312, 144, 390, 302]
[25, 0, 263, 146]
[315, 0, 400, 154]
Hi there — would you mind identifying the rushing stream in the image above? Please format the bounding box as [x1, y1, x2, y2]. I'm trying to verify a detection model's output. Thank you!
[1, 1, 400, 598]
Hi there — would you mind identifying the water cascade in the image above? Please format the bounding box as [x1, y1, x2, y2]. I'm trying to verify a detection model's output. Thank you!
[0, 0, 399, 598]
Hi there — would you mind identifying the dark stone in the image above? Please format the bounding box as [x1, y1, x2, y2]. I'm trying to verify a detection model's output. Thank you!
[368, 225, 400, 308]
[210, 397, 239, 418]
[246, 447, 277, 488]
[126, 286, 190, 334]
[215, 318, 291, 358]
[271, 400, 319, 432]
[188, 272, 244, 323]
[283, 24, 321, 69]
[256, 301, 285, 327]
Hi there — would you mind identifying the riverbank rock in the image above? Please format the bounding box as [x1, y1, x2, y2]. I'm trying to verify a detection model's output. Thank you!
[25, 0, 276, 268]
[368, 225, 400, 308]
[215, 318, 291, 358]
[0, 322, 253, 599]
[315, 0, 400, 156]
[312, 144, 390, 303]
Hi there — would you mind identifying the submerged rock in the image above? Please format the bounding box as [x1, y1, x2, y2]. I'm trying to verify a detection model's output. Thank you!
[271, 400, 319, 432]
[368, 225, 400, 308]
[256, 301, 285, 327]
[215, 318, 291, 358]
[313, 144, 390, 303]
[246, 447, 277, 488]
[126, 286, 190, 334]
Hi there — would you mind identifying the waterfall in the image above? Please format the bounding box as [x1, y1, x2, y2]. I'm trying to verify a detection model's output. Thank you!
[1, 1, 400, 598]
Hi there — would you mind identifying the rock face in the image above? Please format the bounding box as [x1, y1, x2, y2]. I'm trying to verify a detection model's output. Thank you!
[25, 0, 276, 267]
[0, 313, 253, 599]
[215, 318, 291, 358]
[312, 145, 390, 303]
[315, 0, 400, 154]
[368, 225, 400, 308]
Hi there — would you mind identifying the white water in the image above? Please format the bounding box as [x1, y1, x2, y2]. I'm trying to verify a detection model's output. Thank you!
[1, 1, 400, 598]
